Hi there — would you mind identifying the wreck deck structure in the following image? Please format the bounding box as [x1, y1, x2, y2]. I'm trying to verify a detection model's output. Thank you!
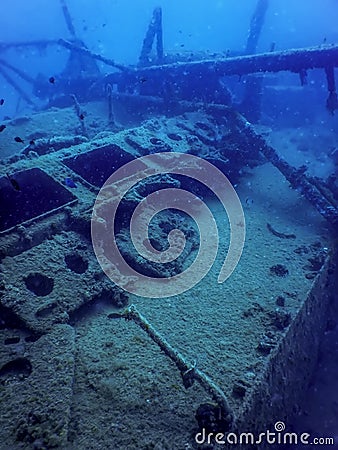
[0, 1, 337, 449]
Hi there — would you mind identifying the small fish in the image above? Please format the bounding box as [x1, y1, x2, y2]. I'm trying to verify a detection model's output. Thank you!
[49, 76, 55, 84]
[79, 113, 85, 120]
[0, 98, 4, 105]
[0, 124, 6, 132]
[14, 136, 24, 143]
[180, 44, 185, 47]
[64, 177, 77, 188]
[245, 197, 254, 206]
[6, 173, 20, 191]
[29, 140, 35, 146]
[139, 77, 147, 83]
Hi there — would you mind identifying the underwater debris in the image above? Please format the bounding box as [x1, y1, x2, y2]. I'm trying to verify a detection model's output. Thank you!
[232, 378, 252, 399]
[294, 245, 309, 256]
[269, 264, 289, 277]
[242, 302, 265, 318]
[257, 331, 278, 355]
[71, 94, 88, 137]
[181, 363, 196, 389]
[235, 112, 338, 226]
[108, 305, 234, 429]
[115, 209, 198, 278]
[270, 308, 292, 330]
[21, 135, 88, 157]
[138, 7, 163, 66]
[267, 222, 296, 239]
[295, 242, 328, 280]
[0, 63, 35, 107]
[69, 288, 129, 325]
[195, 402, 233, 434]
[6, 173, 20, 191]
[106, 83, 115, 127]
[306, 254, 326, 272]
[299, 68, 308, 86]
[325, 66, 338, 115]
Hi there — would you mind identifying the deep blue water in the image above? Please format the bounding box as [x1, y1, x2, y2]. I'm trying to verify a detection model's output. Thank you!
[1, 0, 338, 120]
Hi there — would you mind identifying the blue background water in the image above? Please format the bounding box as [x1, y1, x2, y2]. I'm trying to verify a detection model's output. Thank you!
[1, 0, 338, 120]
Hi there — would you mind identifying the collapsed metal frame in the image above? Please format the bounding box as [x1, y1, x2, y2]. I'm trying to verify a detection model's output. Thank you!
[0, 0, 337, 112]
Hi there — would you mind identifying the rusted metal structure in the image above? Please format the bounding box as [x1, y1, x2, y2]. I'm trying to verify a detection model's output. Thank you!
[0, 1, 337, 448]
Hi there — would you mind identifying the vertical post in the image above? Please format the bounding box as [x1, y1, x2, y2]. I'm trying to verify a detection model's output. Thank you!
[241, 0, 270, 122]
[245, 0, 269, 54]
[155, 7, 164, 62]
[59, 0, 77, 38]
[71, 94, 88, 137]
[106, 83, 116, 127]
[139, 7, 164, 66]
[325, 66, 338, 115]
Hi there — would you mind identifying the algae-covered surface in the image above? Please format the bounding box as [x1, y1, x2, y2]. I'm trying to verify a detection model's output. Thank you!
[0, 103, 336, 449]
[66, 163, 331, 449]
